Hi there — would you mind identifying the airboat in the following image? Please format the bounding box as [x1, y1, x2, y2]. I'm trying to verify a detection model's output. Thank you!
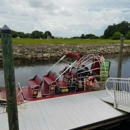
[0, 52, 110, 104]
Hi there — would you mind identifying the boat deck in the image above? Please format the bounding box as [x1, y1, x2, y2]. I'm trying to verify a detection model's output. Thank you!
[0, 90, 129, 130]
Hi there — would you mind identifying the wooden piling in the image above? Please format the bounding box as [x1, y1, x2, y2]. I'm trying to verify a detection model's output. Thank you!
[117, 34, 124, 78]
[1, 25, 19, 130]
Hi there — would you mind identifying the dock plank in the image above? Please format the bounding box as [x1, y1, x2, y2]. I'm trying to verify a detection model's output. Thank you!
[0, 112, 8, 130]
[18, 111, 26, 130]
[51, 97, 79, 128]
[71, 94, 104, 122]
[30, 102, 49, 130]
[27, 103, 43, 130]
[20, 105, 34, 130]
[58, 96, 86, 128]
[61, 95, 94, 125]
[36, 101, 57, 130]
[43, 99, 68, 130]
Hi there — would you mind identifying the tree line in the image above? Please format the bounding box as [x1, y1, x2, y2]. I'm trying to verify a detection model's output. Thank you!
[103, 21, 130, 39]
[0, 21, 130, 39]
[71, 21, 130, 40]
[0, 29, 53, 39]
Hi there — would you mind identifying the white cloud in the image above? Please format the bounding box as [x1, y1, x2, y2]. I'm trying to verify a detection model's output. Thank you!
[0, 0, 130, 37]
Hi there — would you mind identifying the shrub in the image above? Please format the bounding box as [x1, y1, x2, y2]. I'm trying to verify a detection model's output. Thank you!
[111, 31, 121, 40]
[125, 31, 130, 39]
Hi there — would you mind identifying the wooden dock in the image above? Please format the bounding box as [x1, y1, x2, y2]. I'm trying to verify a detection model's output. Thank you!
[0, 90, 130, 130]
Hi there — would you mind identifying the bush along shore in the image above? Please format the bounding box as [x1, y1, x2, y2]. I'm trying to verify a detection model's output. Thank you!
[0, 43, 130, 61]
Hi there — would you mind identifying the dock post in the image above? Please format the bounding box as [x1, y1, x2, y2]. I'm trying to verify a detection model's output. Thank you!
[117, 34, 124, 78]
[1, 25, 19, 130]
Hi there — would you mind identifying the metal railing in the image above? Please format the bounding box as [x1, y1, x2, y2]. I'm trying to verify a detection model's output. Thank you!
[106, 77, 130, 112]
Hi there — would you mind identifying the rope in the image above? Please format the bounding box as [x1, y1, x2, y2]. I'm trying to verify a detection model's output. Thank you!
[19, 104, 27, 109]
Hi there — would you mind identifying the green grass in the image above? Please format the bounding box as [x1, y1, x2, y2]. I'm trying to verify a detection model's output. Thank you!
[0, 38, 130, 45]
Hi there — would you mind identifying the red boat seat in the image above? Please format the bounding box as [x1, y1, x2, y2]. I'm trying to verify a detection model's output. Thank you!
[57, 81, 68, 88]
[41, 85, 50, 96]
[64, 71, 76, 79]
[91, 58, 100, 75]
[43, 72, 57, 85]
[64, 66, 77, 79]
[28, 75, 43, 89]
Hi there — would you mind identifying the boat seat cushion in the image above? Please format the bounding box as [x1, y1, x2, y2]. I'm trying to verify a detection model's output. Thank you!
[28, 75, 42, 89]
[57, 81, 68, 88]
[43, 72, 57, 85]
[64, 71, 76, 79]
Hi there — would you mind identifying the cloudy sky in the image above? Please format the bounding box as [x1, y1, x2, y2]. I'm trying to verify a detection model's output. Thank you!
[0, 0, 130, 37]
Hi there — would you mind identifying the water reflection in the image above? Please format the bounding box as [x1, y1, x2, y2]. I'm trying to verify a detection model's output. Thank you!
[0, 59, 68, 86]
[109, 54, 130, 78]
[0, 54, 130, 86]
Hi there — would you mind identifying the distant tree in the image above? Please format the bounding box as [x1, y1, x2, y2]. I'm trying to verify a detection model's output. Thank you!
[51, 36, 54, 39]
[71, 36, 80, 39]
[0, 28, 53, 39]
[17, 32, 25, 38]
[104, 25, 117, 39]
[43, 31, 52, 39]
[125, 31, 130, 39]
[103, 21, 130, 39]
[31, 30, 44, 38]
[118, 21, 129, 35]
[24, 33, 31, 38]
[72, 34, 99, 39]
[111, 31, 121, 40]
[99, 35, 104, 39]
[80, 34, 85, 39]
[12, 30, 18, 38]
[85, 34, 99, 39]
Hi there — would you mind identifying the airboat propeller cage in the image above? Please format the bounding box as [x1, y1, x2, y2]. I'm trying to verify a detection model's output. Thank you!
[46, 52, 80, 74]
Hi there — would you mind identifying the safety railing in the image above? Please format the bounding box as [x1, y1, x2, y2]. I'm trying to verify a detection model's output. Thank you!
[106, 77, 130, 113]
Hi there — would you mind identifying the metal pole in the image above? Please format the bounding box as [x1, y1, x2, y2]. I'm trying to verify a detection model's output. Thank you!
[1, 25, 19, 130]
[117, 34, 124, 78]
[46, 55, 66, 73]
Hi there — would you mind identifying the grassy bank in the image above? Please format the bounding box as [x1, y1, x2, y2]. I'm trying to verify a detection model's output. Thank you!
[0, 38, 130, 45]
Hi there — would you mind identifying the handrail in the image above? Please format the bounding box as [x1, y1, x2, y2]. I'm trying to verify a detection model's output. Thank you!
[46, 55, 66, 74]
[74, 54, 101, 68]
[106, 77, 130, 106]
[55, 60, 77, 81]
[16, 82, 26, 101]
[105, 78, 114, 98]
